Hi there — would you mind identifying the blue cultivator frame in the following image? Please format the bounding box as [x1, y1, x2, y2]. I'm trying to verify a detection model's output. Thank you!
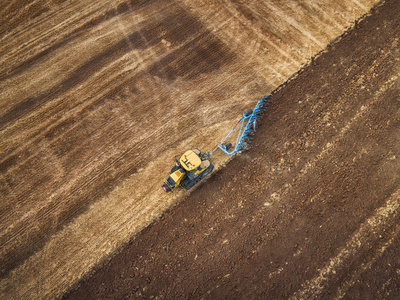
[217, 95, 270, 156]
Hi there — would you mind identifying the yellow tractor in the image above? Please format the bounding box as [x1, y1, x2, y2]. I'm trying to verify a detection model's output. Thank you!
[162, 149, 214, 192]
[162, 95, 270, 193]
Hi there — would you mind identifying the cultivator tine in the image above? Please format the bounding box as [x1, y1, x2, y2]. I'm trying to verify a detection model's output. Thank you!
[217, 94, 271, 156]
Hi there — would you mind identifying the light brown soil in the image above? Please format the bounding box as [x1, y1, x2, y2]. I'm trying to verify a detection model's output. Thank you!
[64, 1, 400, 299]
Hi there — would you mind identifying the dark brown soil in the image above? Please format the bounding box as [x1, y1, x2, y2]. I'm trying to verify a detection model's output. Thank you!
[64, 1, 400, 299]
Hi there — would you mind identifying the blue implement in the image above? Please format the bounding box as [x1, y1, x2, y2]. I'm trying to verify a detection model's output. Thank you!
[217, 95, 270, 156]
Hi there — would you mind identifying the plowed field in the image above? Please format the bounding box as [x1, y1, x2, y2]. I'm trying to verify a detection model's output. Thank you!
[1, 0, 399, 299]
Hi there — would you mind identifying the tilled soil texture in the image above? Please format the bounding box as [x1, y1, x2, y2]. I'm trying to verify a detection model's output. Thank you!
[0, 0, 381, 298]
[65, 1, 400, 299]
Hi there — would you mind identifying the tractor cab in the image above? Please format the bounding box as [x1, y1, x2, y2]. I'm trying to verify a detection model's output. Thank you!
[162, 149, 213, 192]
[180, 150, 202, 172]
